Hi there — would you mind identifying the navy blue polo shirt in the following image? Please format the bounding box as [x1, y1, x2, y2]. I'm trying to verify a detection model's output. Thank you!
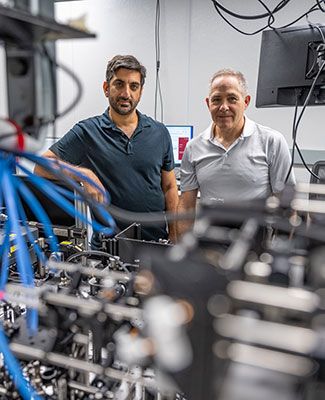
[50, 109, 174, 241]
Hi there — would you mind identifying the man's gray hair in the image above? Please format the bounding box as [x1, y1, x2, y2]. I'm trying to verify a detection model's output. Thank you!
[209, 69, 248, 96]
[105, 55, 147, 86]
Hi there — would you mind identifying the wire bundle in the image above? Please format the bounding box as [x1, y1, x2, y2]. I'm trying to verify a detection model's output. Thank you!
[0, 150, 116, 399]
[210, 0, 325, 35]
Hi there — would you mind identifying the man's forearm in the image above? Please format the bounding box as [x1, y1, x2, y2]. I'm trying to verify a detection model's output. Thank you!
[164, 187, 178, 242]
[176, 190, 198, 238]
[34, 158, 71, 181]
[34, 159, 86, 184]
[176, 204, 194, 237]
[34, 152, 106, 203]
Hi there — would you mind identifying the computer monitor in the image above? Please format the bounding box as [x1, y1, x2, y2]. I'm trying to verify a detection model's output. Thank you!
[256, 24, 325, 108]
[166, 125, 193, 166]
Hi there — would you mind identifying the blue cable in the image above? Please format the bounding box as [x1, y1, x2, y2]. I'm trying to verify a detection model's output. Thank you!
[19, 165, 116, 235]
[21, 166, 112, 232]
[12, 174, 59, 254]
[0, 157, 9, 292]
[13, 187, 46, 266]
[0, 158, 4, 213]
[0, 223, 10, 292]
[22, 152, 110, 203]
[2, 170, 38, 333]
[0, 155, 40, 396]
[2, 171, 36, 290]
[0, 326, 42, 400]
[2, 173, 31, 285]
[0, 221, 10, 262]
[17, 153, 117, 234]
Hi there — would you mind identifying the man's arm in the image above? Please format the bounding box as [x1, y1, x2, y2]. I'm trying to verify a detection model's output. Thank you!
[177, 189, 198, 238]
[269, 133, 296, 193]
[161, 169, 179, 243]
[34, 150, 106, 203]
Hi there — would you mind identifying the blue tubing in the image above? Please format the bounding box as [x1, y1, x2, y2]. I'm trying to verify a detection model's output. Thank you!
[21, 152, 110, 203]
[17, 154, 116, 233]
[12, 174, 59, 254]
[0, 327, 43, 400]
[0, 224, 10, 291]
[14, 190, 46, 265]
[19, 166, 115, 235]
[2, 171, 38, 333]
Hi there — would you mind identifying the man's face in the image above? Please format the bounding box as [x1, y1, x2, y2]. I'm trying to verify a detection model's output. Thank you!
[206, 75, 250, 134]
[103, 68, 143, 115]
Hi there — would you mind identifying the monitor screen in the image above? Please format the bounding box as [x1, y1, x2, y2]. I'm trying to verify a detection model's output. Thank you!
[166, 125, 193, 166]
[256, 24, 325, 107]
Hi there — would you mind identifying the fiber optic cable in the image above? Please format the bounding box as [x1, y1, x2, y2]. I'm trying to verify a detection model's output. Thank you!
[1, 166, 38, 333]
[13, 189, 46, 266]
[13, 174, 59, 254]
[20, 167, 115, 235]
[18, 163, 116, 235]
[0, 326, 42, 400]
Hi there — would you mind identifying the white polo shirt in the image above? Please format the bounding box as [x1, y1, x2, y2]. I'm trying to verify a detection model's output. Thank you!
[180, 117, 295, 203]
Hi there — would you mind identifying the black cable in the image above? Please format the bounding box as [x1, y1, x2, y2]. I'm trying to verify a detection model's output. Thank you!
[154, 0, 164, 122]
[210, 0, 291, 20]
[105, 203, 196, 225]
[317, 0, 325, 12]
[211, 0, 274, 36]
[294, 142, 320, 180]
[66, 250, 115, 263]
[284, 92, 299, 183]
[157, 72, 164, 122]
[305, 23, 325, 78]
[210, 1, 323, 35]
[269, 4, 318, 30]
[287, 60, 325, 181]
[293, 67, 325, 134]
[210, 0, 297, 35]
[38, 42, 57, 139]
[13, 43, 82, 136]
[36, 43, 83, 127]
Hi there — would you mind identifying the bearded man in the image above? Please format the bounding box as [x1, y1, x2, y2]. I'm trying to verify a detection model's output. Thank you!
[35, 55, 178, 243]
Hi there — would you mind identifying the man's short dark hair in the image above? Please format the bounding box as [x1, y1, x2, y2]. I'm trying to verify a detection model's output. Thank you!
[105, 55, 147, 86]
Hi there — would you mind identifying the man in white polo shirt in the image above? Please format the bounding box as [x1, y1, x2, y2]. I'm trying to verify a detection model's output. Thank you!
[177, 69, 295, 236]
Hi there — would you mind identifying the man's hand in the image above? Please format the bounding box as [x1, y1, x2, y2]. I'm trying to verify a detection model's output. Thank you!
[78, 167, 107, 204]
[168, 231, 178, 244]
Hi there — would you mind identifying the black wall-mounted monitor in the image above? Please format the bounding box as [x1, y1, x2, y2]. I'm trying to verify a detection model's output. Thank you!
[256, 24, 325, 108]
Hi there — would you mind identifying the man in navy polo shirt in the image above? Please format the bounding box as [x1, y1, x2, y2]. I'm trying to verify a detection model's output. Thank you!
[34, 55, 178, 243]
